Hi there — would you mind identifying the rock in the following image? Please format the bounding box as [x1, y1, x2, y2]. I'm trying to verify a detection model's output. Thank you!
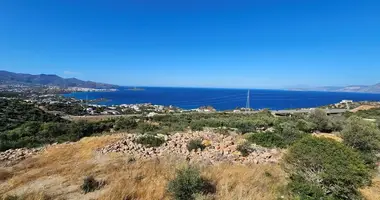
[97, 131, 281, 165]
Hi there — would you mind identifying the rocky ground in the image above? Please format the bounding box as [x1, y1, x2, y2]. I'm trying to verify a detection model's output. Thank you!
[99, 130, 282, 165]
[0, 142, 74, 167]
[0, 130, 282, 167]
[0, 148, 41, 167]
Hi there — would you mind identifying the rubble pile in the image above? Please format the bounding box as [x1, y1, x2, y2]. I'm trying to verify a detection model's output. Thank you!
[100, 131, 281, 165]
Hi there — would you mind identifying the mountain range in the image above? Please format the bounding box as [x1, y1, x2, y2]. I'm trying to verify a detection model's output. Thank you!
[0, 70, 118, 89]
[289, 83, 380, 93]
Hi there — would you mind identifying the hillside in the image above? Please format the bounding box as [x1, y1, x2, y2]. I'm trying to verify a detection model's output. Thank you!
[0, 70, 118, 89]
[289, 83, 380, 93]
[1, 101, 380, 199]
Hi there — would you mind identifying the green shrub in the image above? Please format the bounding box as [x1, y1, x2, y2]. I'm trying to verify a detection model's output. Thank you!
[308, 109, 330, 132]
[114, 117, 137, 130]
[248, 122, 305, 148]
[284, 136, 371, 199]
[276, 122, 306, 146]
[295, 119, 316, 133]
[236, 142, 251, 157]
[187, 139, 206, 152]
[341, 116, 380, 168]
[135, 135, 165, 147]
[190, 121, 205, 131]
[327, 116, 344, 132]
[248, 132, 285, 148]
[168, 167, 214, 200]
[81, 176, 103, 194]
[235, 122, 255, 134]
[137, 122, 159, 132]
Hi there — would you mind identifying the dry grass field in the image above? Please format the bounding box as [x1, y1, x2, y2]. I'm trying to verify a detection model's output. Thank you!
[1, 132, 379, 200]
[0, 134, 287, 200]
[361, 178, 380, 200]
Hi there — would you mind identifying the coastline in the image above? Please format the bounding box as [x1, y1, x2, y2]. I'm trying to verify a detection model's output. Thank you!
[63, 87, 380, 111]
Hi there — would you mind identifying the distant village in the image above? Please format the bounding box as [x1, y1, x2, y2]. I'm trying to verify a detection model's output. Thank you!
[0, 85, 221, 116]
[2, 84, 380, 117]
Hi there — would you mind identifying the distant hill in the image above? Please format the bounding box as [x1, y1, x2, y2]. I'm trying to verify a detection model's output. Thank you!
[0, 70, 118, 89]
[289, 83, 380, 93]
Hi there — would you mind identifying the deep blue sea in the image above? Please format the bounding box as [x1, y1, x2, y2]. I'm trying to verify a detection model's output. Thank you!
[64, 87, 380, 111]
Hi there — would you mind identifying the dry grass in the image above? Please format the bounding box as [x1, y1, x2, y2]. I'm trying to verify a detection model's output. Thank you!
[361, 177, 380, 200]
[0, 133, 287, 200]
[1, 192, 51, 200]
[0, 134, 122, 198]
[100, 159, 287, 200]
[0, 169, 13, 181]
[351, 105, 380, 113]
[70, 115, 124, 122]
[312, 133, 343, 142]
[202, 164, 286, 200]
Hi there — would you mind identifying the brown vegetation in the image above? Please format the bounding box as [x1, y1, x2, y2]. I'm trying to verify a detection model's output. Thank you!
[360, 177, 380, 200]
[351, 105, 380, 113]
[0, 134, 286, 200]
[312, 133, 343, 142]
[69, 115, 124, 122]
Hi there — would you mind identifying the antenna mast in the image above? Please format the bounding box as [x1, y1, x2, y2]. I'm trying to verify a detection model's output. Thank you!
[246, 89, 250, 112]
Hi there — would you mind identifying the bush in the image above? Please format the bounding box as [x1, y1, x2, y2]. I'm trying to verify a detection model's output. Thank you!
[236, 142, 251, 157]
[327, 116, 344, 132]
[248, 122, 306, 148]
[295, 119, 316, 133]
[168, 167, 214, 200]
[308, 109, 330, 132]
[137, 122, 159, 132]
[187, 139, 206, 152]
[342, 116, 380, 168]
[81, 176, 104, 194]
[284, 136, 371, 199]
[276, 122, 306, 146]
[235, 121, 255, 134]
[248, 132, 285, 148]
[114, 117, 138, 131]
[135, 135, 165, 147]
[190, 121, 204, 131]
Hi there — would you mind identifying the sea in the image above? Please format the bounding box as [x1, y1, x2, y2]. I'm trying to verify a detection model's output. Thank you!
[64, 87, 380, 111]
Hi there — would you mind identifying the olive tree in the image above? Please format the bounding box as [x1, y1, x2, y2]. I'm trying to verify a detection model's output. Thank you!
[284, 136, 370, 199]
[341, 116, 380, 168]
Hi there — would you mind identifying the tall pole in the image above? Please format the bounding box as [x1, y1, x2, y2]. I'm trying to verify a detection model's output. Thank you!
[246, 89, 250, 112]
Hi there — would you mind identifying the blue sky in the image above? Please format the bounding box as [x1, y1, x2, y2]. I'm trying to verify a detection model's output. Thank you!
[1, 0, 379, 88]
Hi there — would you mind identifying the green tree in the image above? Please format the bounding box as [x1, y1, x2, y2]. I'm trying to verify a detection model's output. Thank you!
[341, 116, 380, 168]
[284, 136, 370, 200]
[308, 109, 330, 132]
[114, 117, 137, 131]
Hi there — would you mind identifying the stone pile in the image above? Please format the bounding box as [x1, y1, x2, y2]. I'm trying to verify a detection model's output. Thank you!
[0, 148, 41, 167]
[99, 131, 281, 165]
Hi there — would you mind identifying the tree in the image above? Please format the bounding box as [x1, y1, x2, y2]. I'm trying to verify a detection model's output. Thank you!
[341, 116, 380, 168]
[114, 117, 137, 131]
[308, 109, 330, 132]
[284, 136, 370, 200]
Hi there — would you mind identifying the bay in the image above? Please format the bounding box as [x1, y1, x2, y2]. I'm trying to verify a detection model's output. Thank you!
[64, 87, 380, 111]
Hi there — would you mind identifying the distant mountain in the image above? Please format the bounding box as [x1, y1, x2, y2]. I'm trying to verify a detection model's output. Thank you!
[288, 83, 380, 93]
[0, 70, 118, 89]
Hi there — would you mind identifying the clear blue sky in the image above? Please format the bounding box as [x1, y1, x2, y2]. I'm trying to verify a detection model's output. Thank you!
[1, 0, 379, 88]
